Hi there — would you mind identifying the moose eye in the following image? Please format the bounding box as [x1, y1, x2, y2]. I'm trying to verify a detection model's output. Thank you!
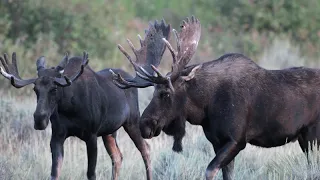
[50, 88, 58, 93]
[160, 92, 170, 99]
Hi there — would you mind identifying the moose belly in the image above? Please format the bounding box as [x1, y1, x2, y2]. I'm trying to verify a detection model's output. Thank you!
[248, 133, 300, 148]
[247, 97, 316, 148]
[246, 115, 308, 148]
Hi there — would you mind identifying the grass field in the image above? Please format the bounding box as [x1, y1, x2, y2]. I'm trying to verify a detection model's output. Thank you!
[1, 89, 320, 180]
[1, 41, 320, 180]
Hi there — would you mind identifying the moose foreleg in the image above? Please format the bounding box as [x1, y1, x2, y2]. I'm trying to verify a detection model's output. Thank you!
[86, 135, 98, 180]
[124, 124, 152, 180]
[206, 141, 243, 180]
[50, 136, 65, 180]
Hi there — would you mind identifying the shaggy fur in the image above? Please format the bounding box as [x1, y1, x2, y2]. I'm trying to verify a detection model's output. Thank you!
[141, 53, 320, 180]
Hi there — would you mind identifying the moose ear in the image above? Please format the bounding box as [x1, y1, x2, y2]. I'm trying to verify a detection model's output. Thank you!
[36, 56, 46, 71]
[181, 64, 202, 81]
[56, 66, 64, 74]
[56, 52, 69, 74]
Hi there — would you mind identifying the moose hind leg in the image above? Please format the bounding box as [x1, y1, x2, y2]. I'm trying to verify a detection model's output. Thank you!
[298, 134, 310, 163]
[213, 146, 235, 180]
[206, 141, 243, 180]
[222, 160, 234, 180]
[102, 132, 123, 180]
[298, 124, 320, 165]
[86, 135, 98, 180]
[124, 124, 152, 180]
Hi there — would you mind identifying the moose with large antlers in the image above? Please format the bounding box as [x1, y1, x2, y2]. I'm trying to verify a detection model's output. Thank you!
[0, 20, 172, 180]
[0, 52, 150, 180]
[112, 16, 320, 180]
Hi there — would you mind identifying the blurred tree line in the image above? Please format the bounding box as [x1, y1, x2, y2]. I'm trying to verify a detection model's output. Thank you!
[0, 0, 319, 93]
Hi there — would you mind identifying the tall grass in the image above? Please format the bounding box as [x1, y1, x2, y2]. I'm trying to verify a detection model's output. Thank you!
[1, 39, 320, 180]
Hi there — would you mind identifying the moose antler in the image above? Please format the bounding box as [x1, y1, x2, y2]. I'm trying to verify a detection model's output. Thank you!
[53, 51, 89, 87]
[132, 15, 201, 89]
[0, 52, 37, 88]
[164, 15, 201, 80]
[0, 52, 89, 88]
[110, 19, 171, 89]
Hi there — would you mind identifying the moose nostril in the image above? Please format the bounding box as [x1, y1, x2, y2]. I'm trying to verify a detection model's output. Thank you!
[34, 112, 47, 121]
[151, 119, 157, 126]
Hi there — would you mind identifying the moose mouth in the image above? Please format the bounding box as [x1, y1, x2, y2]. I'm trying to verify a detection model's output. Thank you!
[154, 127, 162, 137]
[145, 126, 162, 139]
[141, 124, 163, 139]
[34, 117, 50, 130]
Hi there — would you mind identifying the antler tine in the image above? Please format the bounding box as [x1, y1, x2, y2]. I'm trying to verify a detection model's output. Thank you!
[181, 20, 187, 27]
[54, 51, 89, 87]
[117, 44, 139, 71]
[136, 71, 150, 81]
[11, 52, 18, 71]
[117, 44, 132, 61]
[191, 15, 196, 23]
[0, 52, 37, 88]
[173, 29, 180, 53]
[109, 69, 133, 88]
[138, 66, 155, 79]
[137, 34, 143, 46]
[151, 65, 165, 78]
[138, 66, 168, 84]
[83, 51, 87, 61]
[69, 51, 89, 82]
[82, 51, 89, 67]
[126, 39, 138, 54]
[0, 55, 9, 73]
[162, 38, 177, 63]
[113, 79, 130, 89]
[186, 17, 190, 23]
[3, 53, 9, 64]
[148, 21, 154, 29]
[0, 66, 12, 79]
[109, 69, 153, 89]
[160, 18, 166, 26]
[64, 51, 69, 62]
[165, 15, 201, 82]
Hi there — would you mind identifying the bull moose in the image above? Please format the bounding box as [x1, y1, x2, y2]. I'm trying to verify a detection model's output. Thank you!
[0, 52, 150, 180]
[0, 21, 172, 180]
[111, 16, 320, 180]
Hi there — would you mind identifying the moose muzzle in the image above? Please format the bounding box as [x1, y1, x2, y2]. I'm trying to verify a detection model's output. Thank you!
[140, 118, 162, 139]
[33, 111, 49, 130]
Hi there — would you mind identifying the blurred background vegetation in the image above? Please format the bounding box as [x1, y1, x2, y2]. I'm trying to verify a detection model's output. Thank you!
[0, 0, 320, 93]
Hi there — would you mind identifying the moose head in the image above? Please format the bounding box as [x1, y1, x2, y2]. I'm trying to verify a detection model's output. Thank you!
[0, 52, 89, 130]
[112, 16, 201, 152]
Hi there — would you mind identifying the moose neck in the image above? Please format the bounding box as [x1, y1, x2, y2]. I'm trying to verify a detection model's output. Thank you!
[183, 80, 207, 125]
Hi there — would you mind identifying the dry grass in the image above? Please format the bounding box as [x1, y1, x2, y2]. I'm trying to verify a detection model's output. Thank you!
[1, 40, 320, 180]
[1, 94, 320, 180]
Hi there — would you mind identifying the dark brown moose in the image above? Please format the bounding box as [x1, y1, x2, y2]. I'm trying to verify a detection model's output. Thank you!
[0, 52, 149, 180]
[0, 21, 171, 180]
[112, 16, 320, 180]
